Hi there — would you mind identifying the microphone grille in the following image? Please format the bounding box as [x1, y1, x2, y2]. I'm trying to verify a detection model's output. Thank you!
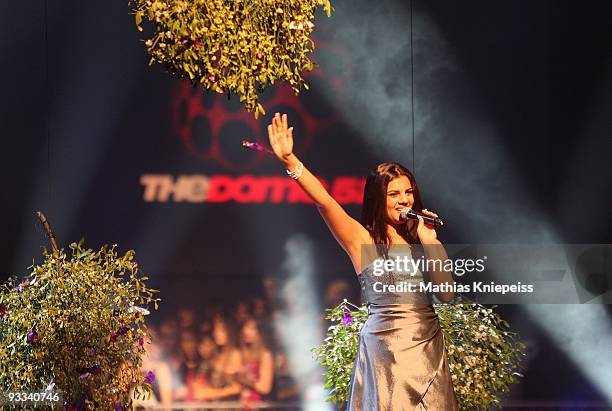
[400, 208, 413, 220]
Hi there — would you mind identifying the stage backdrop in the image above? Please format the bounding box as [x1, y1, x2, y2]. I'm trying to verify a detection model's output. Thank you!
[2, 0, 612, 404]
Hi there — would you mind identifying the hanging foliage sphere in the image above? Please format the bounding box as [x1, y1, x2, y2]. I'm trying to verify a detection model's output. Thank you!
[130, 0, 333, 117]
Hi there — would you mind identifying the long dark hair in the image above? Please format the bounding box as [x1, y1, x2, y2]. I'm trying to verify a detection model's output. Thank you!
[239, 317, 269, 363]
[361, 162, 424, 254]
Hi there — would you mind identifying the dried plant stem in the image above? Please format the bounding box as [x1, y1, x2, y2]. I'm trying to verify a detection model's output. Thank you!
[36, 210, 64, 278]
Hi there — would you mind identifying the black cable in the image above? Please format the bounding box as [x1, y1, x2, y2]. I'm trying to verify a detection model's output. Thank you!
[44, 0, 51, 210]
[410, 0, 415, 172]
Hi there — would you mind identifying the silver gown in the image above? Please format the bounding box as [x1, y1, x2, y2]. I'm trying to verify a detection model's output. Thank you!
[346, 257, 458, 411]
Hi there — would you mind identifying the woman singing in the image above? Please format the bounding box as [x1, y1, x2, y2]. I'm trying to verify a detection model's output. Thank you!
[267, 113, 458, 410]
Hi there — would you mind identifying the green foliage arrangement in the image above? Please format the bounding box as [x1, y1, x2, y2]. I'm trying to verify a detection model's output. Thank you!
[312, 301, 368, 405]
[130, 0, 333, 117]
[0, 239, 160, 410]
[313, 299, 526, 410]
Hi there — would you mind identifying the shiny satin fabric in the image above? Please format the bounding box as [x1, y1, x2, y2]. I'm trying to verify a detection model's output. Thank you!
[346, 261, 458, 411]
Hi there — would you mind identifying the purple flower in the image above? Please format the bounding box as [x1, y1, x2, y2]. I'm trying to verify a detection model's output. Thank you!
[12, 285, 23, 292]
[117, 326, 130, 335]
[115, 403, 122, 411]
[144, 370, 155, 384]
[90, 365, 102, 375]
[27, 329, 39, 344]
[138, 336, 144, 348]
[342, 306, 353, 325]
[0, 303, 7, 319]
[109, 333, 119, 343]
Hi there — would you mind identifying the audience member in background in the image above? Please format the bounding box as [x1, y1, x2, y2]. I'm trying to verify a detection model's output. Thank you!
[251, 297, 268, 321]
[251, 296, 275, 347]
[188, 333, 217, 398]
[193, 316, 242, 401]
[137, 326, 173, 406]
[234, 301, 251, 327]
[262, 275, 284, 316]
[237, 318, 274, 406]
[175, 330, 200, 401]
[158, 316, 182, 394]
[158, 317, 179, 362]
[177, 306, 196, 331]
[272, 351, 300, 403]
[324, 279, 353, 308]
[199, 303, 221, 335]
[199, 319, 213, 335]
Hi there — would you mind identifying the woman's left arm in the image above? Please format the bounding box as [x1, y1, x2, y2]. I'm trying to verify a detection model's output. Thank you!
[417, 209, 455, 302]
[252, 350, 274, 395]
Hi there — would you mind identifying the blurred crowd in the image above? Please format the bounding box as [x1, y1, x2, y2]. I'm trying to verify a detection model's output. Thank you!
[138, 276, 359, 409]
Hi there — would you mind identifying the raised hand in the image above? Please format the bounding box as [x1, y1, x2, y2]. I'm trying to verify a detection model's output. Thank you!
[267, 113, 294, 162]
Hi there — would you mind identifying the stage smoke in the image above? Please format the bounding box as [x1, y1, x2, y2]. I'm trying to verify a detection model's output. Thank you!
[274, 233, 332, 411]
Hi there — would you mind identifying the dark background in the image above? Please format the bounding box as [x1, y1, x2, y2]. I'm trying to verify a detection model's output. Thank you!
[2, 0, 612, 404]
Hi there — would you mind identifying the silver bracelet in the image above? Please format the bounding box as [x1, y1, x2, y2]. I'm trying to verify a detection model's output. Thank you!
[286, 162, 304, 180]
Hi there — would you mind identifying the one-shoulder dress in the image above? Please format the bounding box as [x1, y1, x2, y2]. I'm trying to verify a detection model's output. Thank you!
[346, 256, 458, 411]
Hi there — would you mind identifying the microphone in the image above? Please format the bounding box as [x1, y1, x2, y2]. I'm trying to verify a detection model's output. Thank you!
[400, 208, 444, 227]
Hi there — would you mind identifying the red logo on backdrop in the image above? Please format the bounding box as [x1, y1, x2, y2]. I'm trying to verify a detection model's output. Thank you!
[171, 82, 338, 171]
[141, 40, 362, 204]
[170, 39, 350, 171]
[140, 174, 365, 205]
